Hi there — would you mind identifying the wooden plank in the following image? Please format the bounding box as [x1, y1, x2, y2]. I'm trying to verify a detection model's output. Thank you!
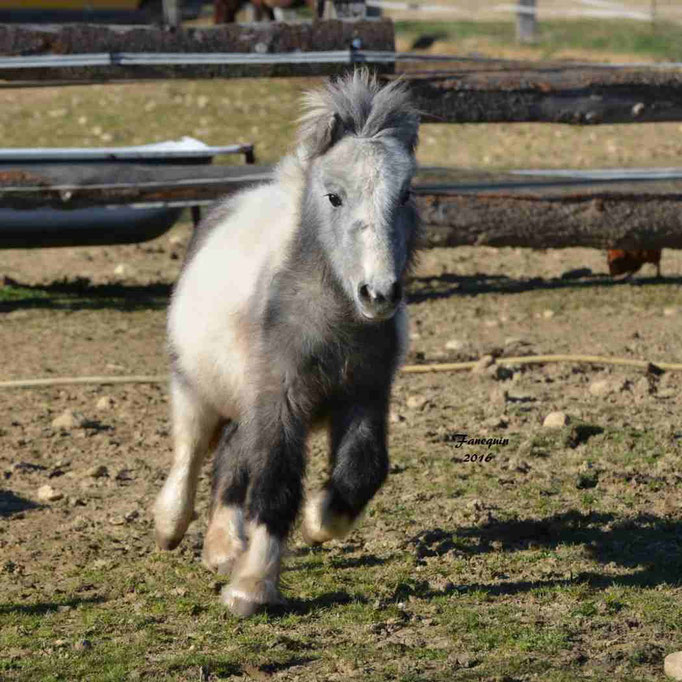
[0, 21, 395, 82]
[0, 164, 271, 209]
[397, 63, 682, 124]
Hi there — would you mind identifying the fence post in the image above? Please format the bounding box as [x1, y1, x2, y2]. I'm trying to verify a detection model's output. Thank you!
[327, 0, 367, 19]
[516, 0, 537, 44]
[163, 0, 181, 28]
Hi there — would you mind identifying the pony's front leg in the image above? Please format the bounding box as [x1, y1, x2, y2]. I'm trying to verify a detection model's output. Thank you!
[221, 403, 306, 617]
[303, 400, 389, 544]
[154, 375, 222, 550]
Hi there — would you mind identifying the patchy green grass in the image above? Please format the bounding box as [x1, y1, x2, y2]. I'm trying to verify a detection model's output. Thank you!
[4, 406, 682, 680]
[396, 18, 682, 61]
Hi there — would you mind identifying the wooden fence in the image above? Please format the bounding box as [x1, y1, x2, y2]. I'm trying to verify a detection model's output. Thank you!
[3, 19, 682, 250]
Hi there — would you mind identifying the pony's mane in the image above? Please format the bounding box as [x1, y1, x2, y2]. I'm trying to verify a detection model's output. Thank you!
[296, 69, 419, 163]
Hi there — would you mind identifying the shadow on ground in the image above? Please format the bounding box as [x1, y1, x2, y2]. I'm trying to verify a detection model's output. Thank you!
[0, 595, 106, 616]
[0, 278, 171, 313]
[407, 272, 682, 303]
[0, 489, 40, 518]
[403, 510, 682, 596]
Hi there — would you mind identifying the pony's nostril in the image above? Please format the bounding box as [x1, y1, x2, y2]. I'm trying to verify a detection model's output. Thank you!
[359, 282, 401, 309]
[358, 284, 371, 302]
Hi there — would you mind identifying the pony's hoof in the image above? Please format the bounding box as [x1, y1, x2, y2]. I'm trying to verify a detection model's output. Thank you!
[300, 523, 327, 546]
[221, 578, 284, 618]
[302, 491, 355, 546]
[155, 529, 183, 551]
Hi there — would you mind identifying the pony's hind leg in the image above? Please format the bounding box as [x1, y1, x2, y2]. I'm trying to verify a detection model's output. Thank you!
[221, 399, 306, 617]
[154, 374, 222, 550]
[303, 401, 389, 544]
[203, 423, 248, 575]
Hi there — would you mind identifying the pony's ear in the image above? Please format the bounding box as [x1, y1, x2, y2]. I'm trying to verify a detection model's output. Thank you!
[298, 110, 347, 162]
[319, 112, 346, 155]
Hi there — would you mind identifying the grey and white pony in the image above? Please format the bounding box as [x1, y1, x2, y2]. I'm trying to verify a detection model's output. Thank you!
[154, 70, 420, 616]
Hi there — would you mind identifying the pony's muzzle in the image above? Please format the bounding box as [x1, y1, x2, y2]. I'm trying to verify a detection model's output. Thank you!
[357, 281, 402, 320]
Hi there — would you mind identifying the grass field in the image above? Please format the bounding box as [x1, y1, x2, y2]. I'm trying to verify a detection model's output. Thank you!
[395, 18, 682, 61]
[3, 17, 682, 682]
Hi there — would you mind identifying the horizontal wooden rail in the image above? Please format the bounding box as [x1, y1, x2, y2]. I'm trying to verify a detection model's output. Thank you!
[397, 61, 682, 125]
[1, 22, 682, 125]
[0, 21, 395, 82]
[4, 165, 682, 249]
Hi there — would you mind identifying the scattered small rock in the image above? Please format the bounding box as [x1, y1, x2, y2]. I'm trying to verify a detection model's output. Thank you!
[95, 395, 114, 410]
[71, 516, 89, 531]
[115, 468, 134, 482]
[504, 336, 528, 347]
[665, 651, 682, 680]
[37, 484, 63, 502]
[124, 509, 140, 522]
[68, 496, 86, 507]
[633, 375, 655, 398]
[542, 309, 555, 319]
[109, 516, 125, 526]
[86, 465, 108, 479]
[452, 652, 479, 669]
[543, 411, 569, 429]
[445, 338, 466, 352]
[51, 409, 87, 430]
[406, 395, 428, 410]
[113, 263, 129, 277]
[389, 411, 405, 424]
[589, 379, 613, 397]
[664, 307, 678, 317]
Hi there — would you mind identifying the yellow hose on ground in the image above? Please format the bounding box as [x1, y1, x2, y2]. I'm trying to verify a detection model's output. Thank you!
[0, 355, 679, 389]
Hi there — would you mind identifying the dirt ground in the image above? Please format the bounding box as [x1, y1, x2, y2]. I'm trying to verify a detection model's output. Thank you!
[2, 220, 682, 680]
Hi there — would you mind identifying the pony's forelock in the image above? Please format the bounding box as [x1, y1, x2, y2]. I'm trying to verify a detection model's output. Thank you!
[296, 69, 419, 163]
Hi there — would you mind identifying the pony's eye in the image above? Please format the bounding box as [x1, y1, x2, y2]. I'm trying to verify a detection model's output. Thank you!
[326, 193, 342, 208]
[400, 189, 412, 205]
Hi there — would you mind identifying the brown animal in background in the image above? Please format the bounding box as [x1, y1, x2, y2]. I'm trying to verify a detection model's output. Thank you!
[607, 249, 662, 279]
[214, 0, 317, 22]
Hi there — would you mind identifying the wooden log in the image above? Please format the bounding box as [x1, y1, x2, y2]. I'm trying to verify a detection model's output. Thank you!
[397, 63, 682, 125]
[416, 168, 682, 249]
[4, 165, 682, 250]
[0, 20, 394, 82]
